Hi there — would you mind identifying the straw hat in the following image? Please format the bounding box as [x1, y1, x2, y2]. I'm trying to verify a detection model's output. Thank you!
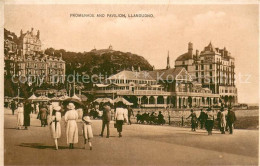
[83, 116, 91, 123]
[53, 106, 61, 111]
[67, 103, 75, 110]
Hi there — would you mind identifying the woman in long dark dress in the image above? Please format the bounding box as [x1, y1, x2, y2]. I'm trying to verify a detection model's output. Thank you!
[39, 102, 48, 127]
[24, 101, 32, 130]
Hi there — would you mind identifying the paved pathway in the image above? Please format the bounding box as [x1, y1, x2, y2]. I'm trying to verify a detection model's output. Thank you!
[4, 109, 258, 165]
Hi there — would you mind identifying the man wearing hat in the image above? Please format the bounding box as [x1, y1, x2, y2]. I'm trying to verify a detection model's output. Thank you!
[205, 107, 214, 135]
[226, 107, 236, 134]
[100, 102, 111, 138]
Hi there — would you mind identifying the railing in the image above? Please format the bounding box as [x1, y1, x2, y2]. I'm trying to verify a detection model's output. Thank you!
[95, 90, 171, 96]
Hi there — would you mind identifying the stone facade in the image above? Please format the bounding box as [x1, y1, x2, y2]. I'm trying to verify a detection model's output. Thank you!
[4, 28, 66, 85]
[175, 42, 237, 105]
[18, 28, 41, 56]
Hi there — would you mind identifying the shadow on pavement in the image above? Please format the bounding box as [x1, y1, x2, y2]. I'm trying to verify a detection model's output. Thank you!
[4, 128, 18, 130]
[18, 143, 68, 150]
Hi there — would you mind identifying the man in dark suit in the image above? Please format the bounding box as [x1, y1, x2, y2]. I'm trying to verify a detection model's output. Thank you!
[100, 102, 111, 138]
[226, 108, 236, 134]
[198, 109, 207, 129]
[11, 101, 16, 115]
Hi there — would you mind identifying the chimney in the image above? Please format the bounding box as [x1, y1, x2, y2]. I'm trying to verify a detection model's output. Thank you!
[37, 30, 40, 38]
[31, 28, 34, 35]
[188, 42, 193, 58]
[196, 50, 199, 57]
[20, 29, 23, 36]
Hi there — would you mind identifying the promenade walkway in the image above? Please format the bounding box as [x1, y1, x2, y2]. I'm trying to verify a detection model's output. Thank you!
[4, 108, 258, 165]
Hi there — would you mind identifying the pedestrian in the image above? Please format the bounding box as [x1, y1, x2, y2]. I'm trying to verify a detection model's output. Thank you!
[50, 106, 62, 150]
[16, 103, 24, 130]
[31, 102, 35, 114]
[65, 103, 79, 149]
[197, 109, 207, 129]
[205, 107, 214, 135]
[226, 107, 236, 134]
[100, 102, 111, 138]
[23, 101, 31, 130]
[186, 109, 197, 131]
[114, 101, 127, 137]
[216, 109, 222, 131]
[39, 102, 48, 127]
[157, 111, 165, 125]
[47, 102, 53, 125]
[220, 107, 227, 134]
[11, 101, 16, 115]
[82, 108, 93, 150]
[35, 103, 40, 114]
[136, 111, 142, 124]
[127, 105, 134, 125]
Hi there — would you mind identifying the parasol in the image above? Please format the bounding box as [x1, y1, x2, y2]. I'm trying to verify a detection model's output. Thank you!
[94, 98, 114, 104]
[113, 97, 133, 105]
[63, 97, 85, 107]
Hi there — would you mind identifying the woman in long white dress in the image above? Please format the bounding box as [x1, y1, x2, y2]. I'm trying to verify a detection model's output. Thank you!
[50, 106, 62, 150]
[17, 103, 24, 130]
[64, 103, 79, 149]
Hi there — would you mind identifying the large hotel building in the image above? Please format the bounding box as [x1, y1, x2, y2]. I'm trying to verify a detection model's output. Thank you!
[4, 28, 66, 84]
[92, 42, 237, 108]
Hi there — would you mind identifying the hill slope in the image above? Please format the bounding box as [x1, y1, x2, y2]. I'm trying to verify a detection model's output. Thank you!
[44, 47, 153, 76]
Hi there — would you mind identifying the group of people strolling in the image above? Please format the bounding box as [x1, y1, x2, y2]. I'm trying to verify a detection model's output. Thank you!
[14, 99, 131, 150]
[15, 102, 31, 130]
[187, 107, 237, 135]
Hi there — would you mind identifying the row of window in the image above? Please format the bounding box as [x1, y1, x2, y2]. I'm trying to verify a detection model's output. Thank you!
[111, 79, 157, 85]
[195, 64, 213, 70]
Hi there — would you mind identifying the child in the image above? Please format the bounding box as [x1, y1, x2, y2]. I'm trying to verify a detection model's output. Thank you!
[82, 109, 93, 150]
[50, 106, 62, 150]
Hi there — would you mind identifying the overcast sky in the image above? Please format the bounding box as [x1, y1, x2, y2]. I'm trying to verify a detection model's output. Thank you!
[4, 4, 259, 104]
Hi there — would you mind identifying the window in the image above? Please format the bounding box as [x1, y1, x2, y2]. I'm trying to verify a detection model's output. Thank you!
[210, 64, 212, 69]
[201, 65, 204, 70]
[210, 72, 212, 76]
[196, 72, 198, 78]
[182, 61, 185, 65]
[201, 72, 204, 76]
[196, 65, 198, 70]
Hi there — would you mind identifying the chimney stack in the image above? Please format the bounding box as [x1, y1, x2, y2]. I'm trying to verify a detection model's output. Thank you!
[196, 50, 199, 57]
[188, 42, 193, 58]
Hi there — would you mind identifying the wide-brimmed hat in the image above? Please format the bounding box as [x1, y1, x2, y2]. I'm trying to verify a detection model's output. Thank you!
[67, 103, 75, 110]
[83, 116, 91, 123]
[53, 106, 61, 111]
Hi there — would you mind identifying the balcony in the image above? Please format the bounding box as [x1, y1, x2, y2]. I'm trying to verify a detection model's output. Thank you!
[95, 90, 171, 96]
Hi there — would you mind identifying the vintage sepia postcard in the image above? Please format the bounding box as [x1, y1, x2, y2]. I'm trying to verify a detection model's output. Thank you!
[1, 0, 259, 165]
